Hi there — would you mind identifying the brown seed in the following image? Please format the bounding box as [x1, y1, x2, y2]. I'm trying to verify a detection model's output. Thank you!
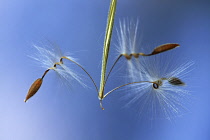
[168, 77, 185, 86]
[151, 43, 180, 55]
[24, 78, 43, 102]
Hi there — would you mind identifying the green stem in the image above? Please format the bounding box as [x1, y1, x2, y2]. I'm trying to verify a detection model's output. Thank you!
[98, 0, 117, 100]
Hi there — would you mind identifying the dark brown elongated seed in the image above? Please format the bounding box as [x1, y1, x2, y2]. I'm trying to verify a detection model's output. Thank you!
[168, 77, 185, 86]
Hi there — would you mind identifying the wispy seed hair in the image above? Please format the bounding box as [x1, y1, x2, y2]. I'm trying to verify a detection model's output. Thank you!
[122, 52, 194, 120]
[30, 43, 86, 89]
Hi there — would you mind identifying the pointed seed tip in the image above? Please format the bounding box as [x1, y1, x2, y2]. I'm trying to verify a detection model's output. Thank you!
[174, 44, 180, 47]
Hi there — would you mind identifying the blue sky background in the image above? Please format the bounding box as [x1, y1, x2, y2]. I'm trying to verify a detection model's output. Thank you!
[0, 0, 210, 139]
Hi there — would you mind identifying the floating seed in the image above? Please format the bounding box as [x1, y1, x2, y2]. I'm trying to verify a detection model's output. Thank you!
[168, 77, 185, 86]
[151, 43, 179, 55]
[24, 78, 43, 102]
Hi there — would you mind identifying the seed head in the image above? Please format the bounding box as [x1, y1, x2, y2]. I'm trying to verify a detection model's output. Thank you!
[122, 52, 194, 120]
[30, 43, 86, 88]
[25, 42, 87, 102]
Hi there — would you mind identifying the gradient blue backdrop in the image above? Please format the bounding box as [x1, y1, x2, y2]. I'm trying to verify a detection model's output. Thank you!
[0, 0, 209, 140]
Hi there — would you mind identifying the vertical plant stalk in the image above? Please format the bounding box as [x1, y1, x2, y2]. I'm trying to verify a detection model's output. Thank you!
[98, 0, 117, 100]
